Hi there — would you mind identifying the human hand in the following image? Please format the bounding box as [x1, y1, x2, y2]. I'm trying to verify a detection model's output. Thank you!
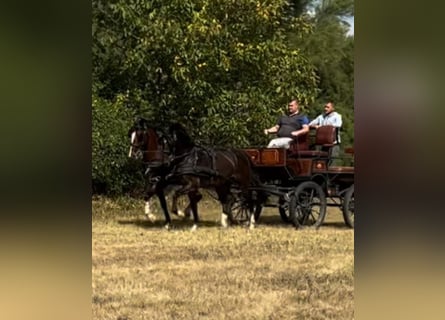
[264, 129, 269, 135]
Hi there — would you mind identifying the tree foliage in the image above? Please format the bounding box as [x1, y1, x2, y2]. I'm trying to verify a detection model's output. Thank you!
[289, 0, 354, 146]
[93, 0, 319, 144]
[92, 92, 144, 195]
[92, 0, 354, 194]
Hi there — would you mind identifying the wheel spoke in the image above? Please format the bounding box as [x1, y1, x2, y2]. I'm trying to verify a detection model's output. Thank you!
[292, 182, 327, 228]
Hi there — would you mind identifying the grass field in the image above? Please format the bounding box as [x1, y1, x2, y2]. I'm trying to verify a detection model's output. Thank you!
[92, 196, 354, 320]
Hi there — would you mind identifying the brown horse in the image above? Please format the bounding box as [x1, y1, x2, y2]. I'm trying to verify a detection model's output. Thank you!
[128, 118, 194, 228]
[166, 123, 260, 229]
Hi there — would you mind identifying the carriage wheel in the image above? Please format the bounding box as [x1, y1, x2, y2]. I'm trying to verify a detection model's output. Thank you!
[230, 195, 262, 225]
[290, 181, 327, 229]
[342, 185, 354, 228]
[230, 198, 249, 225]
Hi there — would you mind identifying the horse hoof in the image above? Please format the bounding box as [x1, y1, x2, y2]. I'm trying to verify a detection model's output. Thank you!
[176, 210, 185, 217]
[190, 224, 198, 232]
[164, 224, 171, 230]
[145, 214, 156, 222]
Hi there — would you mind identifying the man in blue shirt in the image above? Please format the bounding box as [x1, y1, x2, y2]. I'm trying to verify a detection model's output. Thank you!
[264, 99, 309, 149]
[309, 101, 343, 164]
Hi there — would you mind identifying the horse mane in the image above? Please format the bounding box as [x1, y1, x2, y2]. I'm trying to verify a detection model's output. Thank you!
[169, 122, 195, 148]
[135, 117, 157, 130]
[129, 117, 168, 138]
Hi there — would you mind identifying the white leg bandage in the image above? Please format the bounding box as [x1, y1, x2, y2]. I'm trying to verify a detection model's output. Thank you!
[144, 201, 156, 222]
[221, 213, 229, 228]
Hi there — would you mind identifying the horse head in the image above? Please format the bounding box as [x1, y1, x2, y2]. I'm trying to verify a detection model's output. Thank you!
[128, 118, 170, 164]
[128, 118, 148, 159]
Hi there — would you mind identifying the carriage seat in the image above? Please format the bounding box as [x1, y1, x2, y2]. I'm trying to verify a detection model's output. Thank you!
[295, 125, 337, 158]
[288, 132, 309, 156]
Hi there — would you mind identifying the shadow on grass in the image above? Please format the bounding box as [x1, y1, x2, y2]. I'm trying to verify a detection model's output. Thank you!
[117, 213, 352, 231]
[256, 215, 286, 226]
[257, 214, 352, 230]
[117, 216, 220, 230]
[322, 221, 351, 229]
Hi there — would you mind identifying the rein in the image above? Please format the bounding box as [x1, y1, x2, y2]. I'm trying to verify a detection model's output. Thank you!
[168, 145, 235, 181]
[168, 149, 193, 165]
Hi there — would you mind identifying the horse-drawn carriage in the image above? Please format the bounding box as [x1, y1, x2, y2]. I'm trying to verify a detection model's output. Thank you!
[129, 120, 354, 230]
[238, 125, 354, 229]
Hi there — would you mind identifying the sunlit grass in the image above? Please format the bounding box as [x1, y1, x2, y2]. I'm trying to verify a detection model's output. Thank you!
[92, 196, 354, 320]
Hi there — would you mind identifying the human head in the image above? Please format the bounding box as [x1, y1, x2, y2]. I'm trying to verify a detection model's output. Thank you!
[288, 99, 299, 114]
[324, 101, 335, 114]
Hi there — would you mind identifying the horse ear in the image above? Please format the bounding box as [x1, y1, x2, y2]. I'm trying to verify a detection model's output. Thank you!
[134, 117, 149, 129]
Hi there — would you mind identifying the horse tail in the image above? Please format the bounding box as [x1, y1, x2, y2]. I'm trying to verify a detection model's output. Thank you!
[232, 149, 265, 192]
[234, 149, 259, 186]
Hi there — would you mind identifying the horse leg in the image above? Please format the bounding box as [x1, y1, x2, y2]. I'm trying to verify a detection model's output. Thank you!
[182, 191, 198, 219]
[247, 190, 256, 230]
[168, 178, 197, 228]
[215, 188, 228, 228]
[244, 195, 257, 230]
[218, 191, 234, 228]
[144, 198, 157, 222]
[183, 201, 192, 219]
[143, 185, 157, 221]
[186, 191, 201, 220]
[156, 187, 172, 230]
[171, 188, 191, 219]
[188, 191, 202, 231]
[171, 189, 181, 216]
[164, 185, 181, 217]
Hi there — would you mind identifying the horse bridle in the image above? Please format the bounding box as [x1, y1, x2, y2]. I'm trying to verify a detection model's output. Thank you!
[128, 128, 147, 159]
[130, 126, 177, 165]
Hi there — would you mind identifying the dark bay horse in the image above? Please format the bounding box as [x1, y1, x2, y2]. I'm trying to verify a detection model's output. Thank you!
[128, 118, 195, 228]
[166, 123, 260, 229]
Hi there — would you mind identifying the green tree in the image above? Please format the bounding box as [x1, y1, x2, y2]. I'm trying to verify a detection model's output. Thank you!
[289, 0, 354, 147]
[93, 0, 319, 147]
[92, 91, 144, 195]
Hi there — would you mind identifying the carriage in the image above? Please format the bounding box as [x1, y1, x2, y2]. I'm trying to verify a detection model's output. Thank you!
[129, 120, 354, 230]
[231, 125, 355, 229]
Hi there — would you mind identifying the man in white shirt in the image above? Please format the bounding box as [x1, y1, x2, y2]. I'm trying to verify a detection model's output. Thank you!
[309, 101, 342, 164]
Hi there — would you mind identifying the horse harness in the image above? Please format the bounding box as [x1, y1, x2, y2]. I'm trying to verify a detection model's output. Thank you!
[168, 146, 236, 181]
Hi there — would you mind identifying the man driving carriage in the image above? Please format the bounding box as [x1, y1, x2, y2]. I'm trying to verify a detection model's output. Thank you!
[263, 99, 309, 149]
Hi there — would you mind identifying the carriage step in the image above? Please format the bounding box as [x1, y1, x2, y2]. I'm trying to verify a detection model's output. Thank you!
[328, 166, 354, 173]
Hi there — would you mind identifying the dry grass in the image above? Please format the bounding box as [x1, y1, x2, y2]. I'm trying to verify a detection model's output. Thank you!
[92, 196, 354, 320]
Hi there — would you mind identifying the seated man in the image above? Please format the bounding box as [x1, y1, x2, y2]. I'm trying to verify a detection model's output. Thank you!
[264, 99, 309, 149]
[309, 101, 343, 164]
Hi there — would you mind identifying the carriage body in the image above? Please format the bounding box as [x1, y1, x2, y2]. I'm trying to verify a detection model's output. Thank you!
[242, 126, 355, 229]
